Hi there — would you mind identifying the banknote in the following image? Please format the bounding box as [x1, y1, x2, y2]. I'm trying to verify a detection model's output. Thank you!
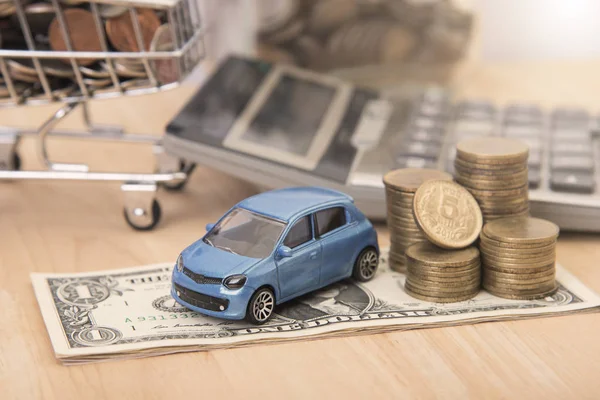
[31, 250, 600, 364]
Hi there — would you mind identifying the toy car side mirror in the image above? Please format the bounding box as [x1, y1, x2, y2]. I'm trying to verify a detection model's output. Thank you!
[277, 246, 293, 259]
[206, 223, 215, 232]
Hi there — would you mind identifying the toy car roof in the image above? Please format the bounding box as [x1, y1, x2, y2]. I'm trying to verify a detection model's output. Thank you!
[237, 187, 353, 222]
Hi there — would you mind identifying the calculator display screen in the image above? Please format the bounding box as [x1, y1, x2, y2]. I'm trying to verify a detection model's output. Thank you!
[241, 75, 336, 157]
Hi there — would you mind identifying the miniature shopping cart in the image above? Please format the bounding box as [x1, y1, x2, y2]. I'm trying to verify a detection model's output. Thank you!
[0, 0, 204, 230]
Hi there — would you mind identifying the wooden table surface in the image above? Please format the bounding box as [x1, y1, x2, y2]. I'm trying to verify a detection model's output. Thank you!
[1, 60, 600, 400]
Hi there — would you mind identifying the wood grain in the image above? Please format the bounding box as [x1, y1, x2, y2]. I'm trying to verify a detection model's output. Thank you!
[1, 61, 600, 400]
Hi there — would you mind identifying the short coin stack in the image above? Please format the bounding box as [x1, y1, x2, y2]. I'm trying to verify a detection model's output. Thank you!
[405, 242, 481, 303]
[383, 168, 453, 272]
[480, 217, 559, 300]
[454, 137, 530, 223]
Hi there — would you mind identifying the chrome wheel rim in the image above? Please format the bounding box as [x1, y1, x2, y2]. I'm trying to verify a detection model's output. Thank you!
[359, 250, 378, 280]
[252, 291, 274, 322]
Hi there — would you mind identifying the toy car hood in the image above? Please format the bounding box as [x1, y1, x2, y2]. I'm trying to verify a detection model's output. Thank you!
[181, 240, 261, 278]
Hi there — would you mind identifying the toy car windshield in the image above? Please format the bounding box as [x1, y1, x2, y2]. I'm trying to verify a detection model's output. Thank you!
[203, 208, 286, 259]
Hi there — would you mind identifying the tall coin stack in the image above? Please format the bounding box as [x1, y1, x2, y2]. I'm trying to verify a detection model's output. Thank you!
[405, 242, 481, 303]
[480, 217, 559, 300]
[383, 168, 453, 272]
[454, 137, 530, 223]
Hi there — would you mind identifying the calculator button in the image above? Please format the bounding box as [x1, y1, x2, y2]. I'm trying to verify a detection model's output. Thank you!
[550, 172, 596, 194]
[552, 128, 591, 141]
[411, 117, 441, 130]
[528, 151, 542, 168]
[528, 167, 542, 189]
[454, 120, 495, 135]
[503, 125, 543, 137]
[552, 107, 589, 125]
[395, 141, 440, 159]
[395, 156, 437, 169]
[551, 156, 595, 172]
[551, 141, 593, 156]
[408, 129, 444, 143]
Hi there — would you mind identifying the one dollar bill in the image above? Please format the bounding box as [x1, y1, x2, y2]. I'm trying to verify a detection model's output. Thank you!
[31, 250, 600, 364]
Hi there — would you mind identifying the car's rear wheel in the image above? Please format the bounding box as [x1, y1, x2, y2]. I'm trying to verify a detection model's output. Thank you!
[246, 287, 275, 325]
[352, 247, 379, 282]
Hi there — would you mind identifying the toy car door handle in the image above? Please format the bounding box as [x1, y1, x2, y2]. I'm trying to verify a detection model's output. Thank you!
[309, 251, 318, 260]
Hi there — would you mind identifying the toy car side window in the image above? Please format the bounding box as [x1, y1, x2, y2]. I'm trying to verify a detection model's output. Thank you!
[283, 216, 312, 248]
[315, 207, 346, 237]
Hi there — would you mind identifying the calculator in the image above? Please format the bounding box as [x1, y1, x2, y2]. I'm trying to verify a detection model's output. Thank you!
[163, 56, 600, 232]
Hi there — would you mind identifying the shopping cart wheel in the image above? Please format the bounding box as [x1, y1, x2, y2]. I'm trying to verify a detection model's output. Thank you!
[11, 152, 21, 171]
[124, 199, 162, 231]
[161, 161, 196, 191]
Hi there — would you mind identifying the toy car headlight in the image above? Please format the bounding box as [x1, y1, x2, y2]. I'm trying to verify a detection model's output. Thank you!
[223, 275, 247, 290]
[176, 255, 184, 272]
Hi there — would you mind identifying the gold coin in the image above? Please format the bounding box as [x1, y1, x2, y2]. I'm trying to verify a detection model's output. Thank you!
[483, 267, 555, 280]
[481, 251, 555, 265]
[404, 282, 480, 299]
[479, 247, 555, 261]
[485, 285, 558, 300]
[466, 185, 529, 198]
[484, 263, 555, 275]
[456, 137, 529, 164]
[476, 197, 530, 207]
[408, 271, 481, 284]
[405, 242, 480, 267]
[49, 9, 103, 66]
[484, 280, 557, 295]
[406, 280, 481, 294]
[454, 162, 527, 177]
[413, 180, 482, 249]
[408, 260, 481, 273]
[404, 286, 479, 303]
[408, 266, 481, 279]
[383, 168, 453, 193]
[483, 217, 559, 244]
[456, 174, 529, 190]
[480, 232, 556, 250]
[454, 158, 527, 173]
[479, 240, 556, 255]
[408, 274, 481, 287]
[483, 274, 555, 286]
[482, 256, 556, 269]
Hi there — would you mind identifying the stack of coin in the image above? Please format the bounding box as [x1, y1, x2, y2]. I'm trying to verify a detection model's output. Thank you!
[383, 168, 453, 272]
[454, 137, 529, 223]
[480, 216, 559, 300]
[405, 242, 481, 302]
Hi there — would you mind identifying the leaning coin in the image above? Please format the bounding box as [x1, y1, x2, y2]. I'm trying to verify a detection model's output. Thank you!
[413, 180, 482, 249]
[483, 217, 559, 244]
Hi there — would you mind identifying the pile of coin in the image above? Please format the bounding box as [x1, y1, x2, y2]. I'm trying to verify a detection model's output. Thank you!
[454, 137, 530, 223]
[256, 0, 473, 71]
[480, 216, 559, 300]
[383, 168, 452, 272]
[1, 2, 184, 103]
[405, 242, 481, 302]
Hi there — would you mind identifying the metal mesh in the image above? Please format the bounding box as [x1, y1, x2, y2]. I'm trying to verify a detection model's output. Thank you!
[0, 0, 204, 107]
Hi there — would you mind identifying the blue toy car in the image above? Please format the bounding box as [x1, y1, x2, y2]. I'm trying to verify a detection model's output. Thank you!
[171, 186, 379, 324]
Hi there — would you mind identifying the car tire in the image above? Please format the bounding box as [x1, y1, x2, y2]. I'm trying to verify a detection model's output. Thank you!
[352, 247, 379, 282]
[246, 287, 276, 325]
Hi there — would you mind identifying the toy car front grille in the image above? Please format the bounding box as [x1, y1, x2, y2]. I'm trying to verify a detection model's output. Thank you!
[173, 283, 229, 312]
[182, 267, 223, 284]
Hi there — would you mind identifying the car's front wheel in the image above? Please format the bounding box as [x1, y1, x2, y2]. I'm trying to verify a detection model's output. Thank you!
[352, 247, 379, 282]
[246, 287, 275, 325]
